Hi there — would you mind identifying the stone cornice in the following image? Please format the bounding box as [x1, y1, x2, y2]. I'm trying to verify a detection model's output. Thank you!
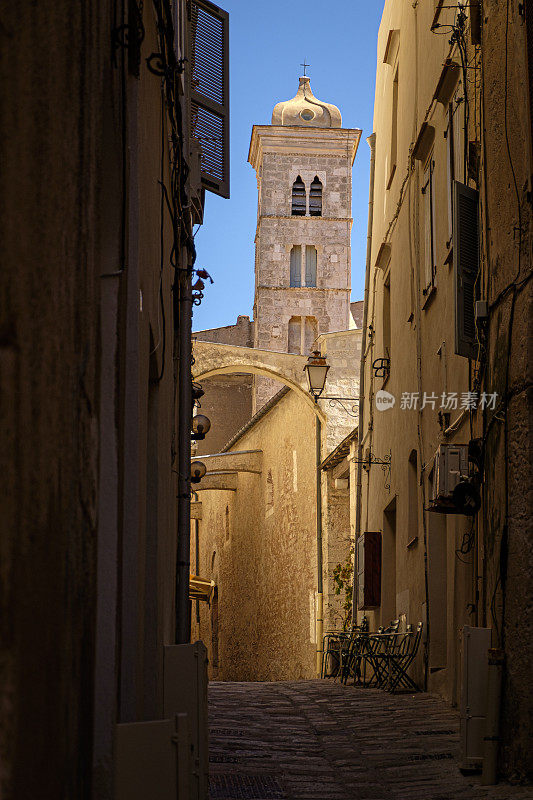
[248, 125, 361, 171]
[255, 286, 351, 293]
[257, 215, 353, 223]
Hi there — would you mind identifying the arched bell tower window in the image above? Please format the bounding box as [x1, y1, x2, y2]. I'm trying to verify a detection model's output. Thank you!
[309, 176, 322, 216]
[291, 176, 306, 216]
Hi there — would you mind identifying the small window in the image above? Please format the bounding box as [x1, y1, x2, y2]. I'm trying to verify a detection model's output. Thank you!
[305, 246, 317, 287]
[304, 316, 318, 354]
[309, 176, 322, 216]
[290, 246, 302, 287]
[288, 316, 302, 354]
[291, 176, 306, 215]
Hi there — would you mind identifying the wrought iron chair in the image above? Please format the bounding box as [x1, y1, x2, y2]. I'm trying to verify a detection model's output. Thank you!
[321, 631, 351, 678]
[342, 619, 399, 687]
[386, 621, 423, 693]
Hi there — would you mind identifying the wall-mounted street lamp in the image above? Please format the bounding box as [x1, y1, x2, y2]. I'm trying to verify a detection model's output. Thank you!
[190, 461, 207, 484]
[304, 351, 330, 399]
[304, 351, 359, 417]
[191, 414, 211, 440]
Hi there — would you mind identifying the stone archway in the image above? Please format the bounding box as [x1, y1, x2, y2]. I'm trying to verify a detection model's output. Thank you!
[192, 340, 325, 420]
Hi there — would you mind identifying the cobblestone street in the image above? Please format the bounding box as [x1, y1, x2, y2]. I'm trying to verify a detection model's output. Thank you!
[208, 681, 532, 800]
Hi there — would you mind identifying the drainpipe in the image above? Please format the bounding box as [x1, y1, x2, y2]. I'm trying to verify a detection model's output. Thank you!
[315, 415, 324, 676]
[192, 491, 200, 625]
[176, 246, 193, 644]
[352, 133, 376, 625]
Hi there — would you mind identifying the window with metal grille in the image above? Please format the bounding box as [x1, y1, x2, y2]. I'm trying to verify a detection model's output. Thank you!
[309, 176, 322, 216]
[453, 181, 480, 359]
[291, 176, 306, 215]
[188, 0, 229, 198]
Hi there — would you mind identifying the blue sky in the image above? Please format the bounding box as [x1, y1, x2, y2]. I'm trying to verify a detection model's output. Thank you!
[193, 0, 386, 331]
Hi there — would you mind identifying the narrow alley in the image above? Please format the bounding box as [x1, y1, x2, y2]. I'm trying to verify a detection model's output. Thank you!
[208, 682, 532, 800]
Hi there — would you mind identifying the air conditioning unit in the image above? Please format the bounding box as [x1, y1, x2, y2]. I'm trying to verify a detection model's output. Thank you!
[429, 444, 469, 512]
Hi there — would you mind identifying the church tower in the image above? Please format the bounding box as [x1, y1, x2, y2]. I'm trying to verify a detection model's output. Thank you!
[248, 76, 361, 409]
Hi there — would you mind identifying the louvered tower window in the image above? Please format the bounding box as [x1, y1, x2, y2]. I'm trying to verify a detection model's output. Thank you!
[291, 176, 306, 215]
[309, 176, 323, 216]
[188, 0, 229, 198]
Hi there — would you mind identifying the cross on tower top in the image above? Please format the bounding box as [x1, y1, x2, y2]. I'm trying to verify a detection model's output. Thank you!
[300, 61, 310, 77]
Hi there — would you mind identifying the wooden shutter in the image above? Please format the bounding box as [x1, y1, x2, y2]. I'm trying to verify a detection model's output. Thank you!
[453, 181, 479, 359]
[446, 110, 453, 241]
[188, 0, 229, 198]
[423, 159, 436, 291]
[357, 532, 382, 610]
[290, 246, 302, 287]
[305, 246, 317, 287]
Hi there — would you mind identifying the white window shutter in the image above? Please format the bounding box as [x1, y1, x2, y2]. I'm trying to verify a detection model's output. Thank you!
[453, 181, 480, 359]
[188, 0, 229, 198]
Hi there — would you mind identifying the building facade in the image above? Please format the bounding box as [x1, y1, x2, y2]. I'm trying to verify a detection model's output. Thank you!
[0, 1, 229, 797]
[356, 0, 532, 779]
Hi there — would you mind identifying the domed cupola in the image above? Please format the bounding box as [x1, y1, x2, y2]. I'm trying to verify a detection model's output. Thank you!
[271, 76, 342, 128]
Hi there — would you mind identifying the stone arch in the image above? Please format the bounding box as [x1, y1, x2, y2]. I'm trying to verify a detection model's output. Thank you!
[192, 340, 325, 420]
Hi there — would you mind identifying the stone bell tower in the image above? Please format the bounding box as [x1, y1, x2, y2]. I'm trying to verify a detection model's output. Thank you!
[248, 76, 361, 411]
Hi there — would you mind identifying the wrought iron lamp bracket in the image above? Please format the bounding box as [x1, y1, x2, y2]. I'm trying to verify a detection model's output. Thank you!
[318, 396, 359, 418]
[353, 450, 392, 491]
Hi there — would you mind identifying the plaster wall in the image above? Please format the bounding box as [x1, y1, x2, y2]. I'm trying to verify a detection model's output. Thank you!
[191, 390, 319, 681]
[0, 6, 114, 795]
[322, 467, 352, 631]
[482, 1, 533, 777]
[361, 7, 533, 775]
[0, 4, 192, 795]
[359, 0, 479, 700]
[193, 317, 255, 455]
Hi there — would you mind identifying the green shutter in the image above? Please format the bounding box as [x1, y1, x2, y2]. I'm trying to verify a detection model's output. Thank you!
[189, 0, 229, 198]
[305, 246, 317, 287]
[453, 181, 480, 359]
[290, 246, 301, 287]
